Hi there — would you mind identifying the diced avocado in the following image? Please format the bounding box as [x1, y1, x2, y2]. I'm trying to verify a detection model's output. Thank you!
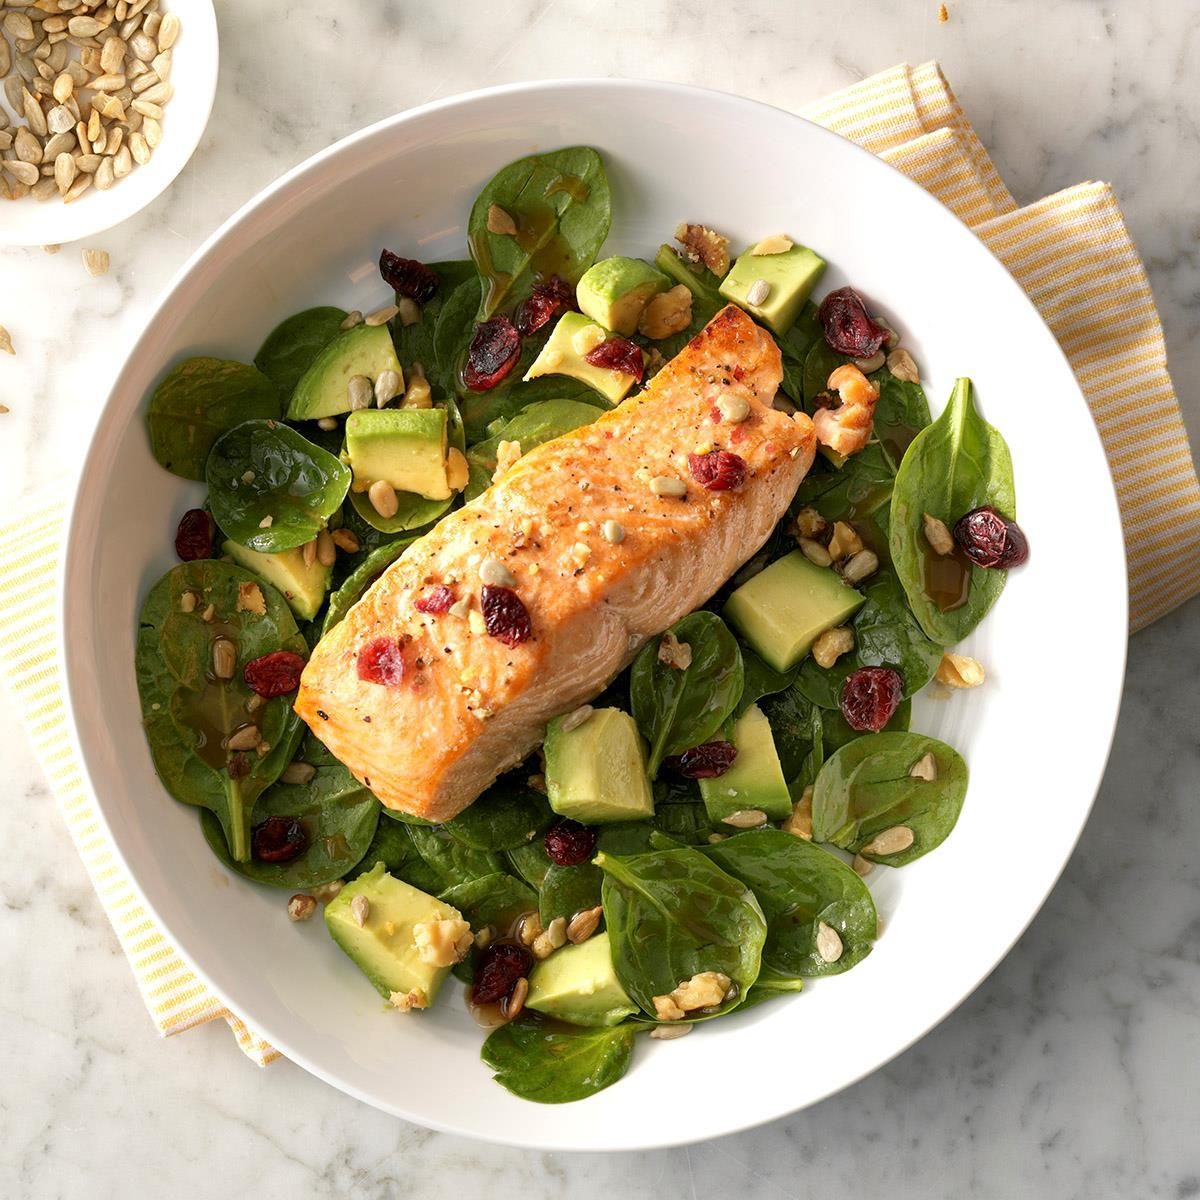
[325, 862, 463, 1007]
[576, 256, 670, 336]
[700, 704, 792, 823]
[525, 931, 637, 1027]
[719, 242, 827, 335]
[524, 312, 641, 404]
[724, 550, 864, 672]
[222, 539, 331, 622]
[345, 407, 450, 500]
[544, 707, 655, 825]
[287, 324, 403, 420]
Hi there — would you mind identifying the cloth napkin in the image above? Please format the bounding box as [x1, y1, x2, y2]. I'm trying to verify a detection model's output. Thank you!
[3, 62, 1196, 1065]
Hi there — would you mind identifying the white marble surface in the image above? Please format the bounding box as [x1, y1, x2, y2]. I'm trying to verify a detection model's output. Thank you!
[3, 1, 1199, 1196]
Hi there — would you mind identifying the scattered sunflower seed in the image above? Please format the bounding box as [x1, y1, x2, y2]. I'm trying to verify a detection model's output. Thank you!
[815, 921, 844, 963]
[479, 558, 516, 587]
[0, 326, 13, 356]
[350, 894, 370, 927]
[365, 303, 399, 327]
[287, 894, 317, 922]
[81, 247, 109, 276]
[861, 825, 915, 857]
[559, 705, 594, 733]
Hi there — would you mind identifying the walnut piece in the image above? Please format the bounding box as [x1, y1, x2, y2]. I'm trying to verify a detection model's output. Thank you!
[674, 223, 730, 277]
[657, 631, 693, 671]
[638, 284, 693, 339]
[652, 971, 733, 1021]
[388, 988, 429, 1012]
[413, 917, 473, 967]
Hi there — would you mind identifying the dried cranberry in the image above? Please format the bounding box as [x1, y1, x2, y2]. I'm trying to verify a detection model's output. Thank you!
[243, 650, 306, 698]
[953, 506, 1029, 569]
[174, 508, 214, 561]
[463, 316, 521, 391]
[357, 636, 406, 686]
[471, 942, 534, 1005]
[688, 450, 747, 492]
[544, 819, 598, 867]
[514, 276, 577, 337]
[817, 287, 890, 358]
[414, 585, 456, 614]
[252, 815, 307, 863]
[584, 336, 645, 383]
[840, 667, 904, 733]
[378, 250, 440, 303]
[480, 585, 532, 647]
[664, 741, 738, 779]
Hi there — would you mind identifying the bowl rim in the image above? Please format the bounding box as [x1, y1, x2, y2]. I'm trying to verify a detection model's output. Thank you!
[59, 76, 1128, 1148]
[0, 0, 219, 247]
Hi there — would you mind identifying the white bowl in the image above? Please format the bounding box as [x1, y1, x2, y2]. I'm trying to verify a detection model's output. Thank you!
[61, 80, 1127, 1149]
[0, 0, 218, 247]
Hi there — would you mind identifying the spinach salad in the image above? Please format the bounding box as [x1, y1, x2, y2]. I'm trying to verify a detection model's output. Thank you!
[135, 147, 1028, 1104]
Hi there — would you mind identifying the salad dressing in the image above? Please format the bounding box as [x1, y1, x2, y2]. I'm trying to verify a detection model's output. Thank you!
[922, 543, 972, 612]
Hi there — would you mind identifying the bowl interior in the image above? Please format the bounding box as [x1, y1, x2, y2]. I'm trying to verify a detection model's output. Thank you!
[0, 1, 218, 247]
[62, 80, 1127, 1149]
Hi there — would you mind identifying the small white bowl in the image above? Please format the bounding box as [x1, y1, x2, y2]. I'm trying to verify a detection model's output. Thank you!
[0, 0, 217, 247]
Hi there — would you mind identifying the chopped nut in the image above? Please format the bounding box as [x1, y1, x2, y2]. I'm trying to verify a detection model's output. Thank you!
[653, 994, 686, 1021]
[601, 519, 626, 544]
[909, 752, 938, 781]
[650, 474, 687, 498]
[368, 480, 399, 520]
[745, 279, 771, 307]
[350, 894, 370, 927]
[559, 705, 594, 733]
[516, 911, 543, 947]
[721, 809, 768, 829]
[258, 515, 274, 529]
[675, 223, 730, 276]
[840, 549, 879, 584]
[280, 761, 317, 786]
[388, 988, 428, 1012]
[798, 537, 833, 568]
[750, 234, 794, 255]
[531, 916, 568, 960]
[861, 825, 915, 857]
[493, 439, 523, 482]
[887, 347, 920, 383]
[827, 521, 863, 562]
[811, 625, 854, 669]
[449, 595, 472, 620]
[365, 303, 400, 327]
[474, 926, 494, 949]
[413, 917, 473, 967]
[236, 581, 266, 616]
[446, 447, 469, 492]
[504, 976, 529, 1019]
[923, 512, 955, 555]
[659, 971, 732, 1017]
[782, 787, 814, 840]
[936, 652, 985, 688]
[480, 558, 517, 587]
[657, 631, 692, 670]
[852, 854, 873, 877]
[567, 905, 603, 944]
[310, 879, 344, 904]
[815, 921, 844, 963]
[638, 284, 693, 339]
[853, 350, 886, 373]
[649, 1022, 694, 1040]
[287, 894, 317, 922]
[211, 637, 236, 680]
[572, 323, 606, 356]
[486, 203, 517, 236]
[403, 368, 433, 409]
[331, 528, 360, 553]
[179, 591, 197, 614]
[794, 507, 827, 539]
[397, 298, 421, 327]
[225, 725, 261, 752]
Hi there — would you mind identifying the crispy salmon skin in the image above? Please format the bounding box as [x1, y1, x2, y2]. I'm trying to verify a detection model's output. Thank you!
[296, 305, 816, 821]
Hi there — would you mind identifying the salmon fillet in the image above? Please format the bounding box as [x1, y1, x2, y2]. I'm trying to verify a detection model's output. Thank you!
[296, 305, 816, 821]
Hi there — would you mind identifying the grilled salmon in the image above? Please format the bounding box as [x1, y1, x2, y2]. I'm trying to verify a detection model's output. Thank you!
[296, 305, 816, 821]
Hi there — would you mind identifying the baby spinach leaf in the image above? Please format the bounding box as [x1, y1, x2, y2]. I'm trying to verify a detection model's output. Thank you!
[406, 824, 505, 886]
[539, 862, 603, 926]
[506, 840, 553, 890]
[136, 561, 306, 861]
[875, 373, 931, 456]
[389, 260, 475, 393]
[701, 829, 876, 979]
[812, 731, 968, 865]
[207, 420, 351, 552]
[439, 872, 538, 932]
[653, 243, 724, 315]
[596, 847, 766, 1018]
[458, 374, 603, 445]
[345, 816, 426, 884]
[736, 645, 800, 716]
[630, 612, 745, 777]
[801, 337, 849, 405]
[321, 538, 415, 635]
[465, 398, 602, 500]
[200, 761, 379, 888]
[651, 780, 713, 846]
[482, 1016, 635, 1104]
[794, 566, 942, 708]
[468, 146, 611, 319]
[890, 378, 1016, 643]
[792, 444, 895, 525]
[146, 357, 278, 481]
[431, 276, 481, 388]
[347, 395, 464, 534]
[443, 773, 554, 851]
[254, 307, 348, 404]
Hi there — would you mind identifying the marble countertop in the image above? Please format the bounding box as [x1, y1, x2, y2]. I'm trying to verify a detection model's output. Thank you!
[3, 1, 1199, 1196]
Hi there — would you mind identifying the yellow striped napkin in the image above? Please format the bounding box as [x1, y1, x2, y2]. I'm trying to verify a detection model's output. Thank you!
[1, 62, 1195, 1064]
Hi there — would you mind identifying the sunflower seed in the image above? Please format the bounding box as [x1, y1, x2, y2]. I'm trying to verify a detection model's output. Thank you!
[351, 894, 370, 927]
[157, 12, 181, 52]
[131, 97, 162, 118]
[212, 637, 237, 680]
[82, 247, 109, 276]
[129, 30, 155, 60]
[141, 114, 161, 145]
[112, 144, 131, 178]
[649, 475, 687, 498]
[479, 558, 516, 587]
[745, 278, 771, 306]
[68, 16, 105, 38]
[0, 327, 13, 356]
[225, 725, 261, 752]
[151, 49, 171, 79]
[93, 156, 114, 190]
[566, 905, 603, 944]
[815, 921, 844, 963]
[75, 152, 101, 173]
[287, 894, 317, 922]
[128, 130, 149, 164]
[339, 309, 363, 330]
[2, 160, 38, 186]
[330, 528, 360, 553]
[53, 152, 75, 193]
[31, 176, 57, 201]
[280, 761, 317, 786]
[23, 89, 47, 136]
[503, 976, 529, 1020]
[316, 529, 336, 568]
[131, 68, 158, 93]
[861, 825, 915, 857]
[347, 375, 372, 410]
[62, 172, 91, 202]
[721, 809, 768, 829]
[365, 303, 399, 327]
[4, 13, 36, 41]
[100, 36, 126, 74]
[649, 1022, 693, 1040]
[373, 368, 401, 406]
[42, 130, 75, 159]
[14, 128, 42, 164]
[368, 480, 399, 520]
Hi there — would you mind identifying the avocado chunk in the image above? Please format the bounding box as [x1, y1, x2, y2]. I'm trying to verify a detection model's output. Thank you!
[524, 312, 642, 404]
[576, 256, 670, 336]
[345, 407, 450, 501]
[287, 324, 403, 420]
[526, 932, 637, 1027]
[719, 242, 827, 335]
[544, 707, 655, 824]
[325, 862, 464, 1008]
[700, 704, 792, 823]
[724, 550, 864, 672]
[222, 539, 331, 622]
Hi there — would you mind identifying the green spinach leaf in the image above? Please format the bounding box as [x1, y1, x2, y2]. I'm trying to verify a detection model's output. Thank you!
[506, 840, 553, 890]
[701, 829, 876, 979]
[630, 612, 744, 777]
[596, 847, 766, 1018]
[458, 373, 603, 445]
[439, 872, 538, 932]
[345, 816, 426, 883]
[146, 357, 278, 481]
[321, 538, 415, 635]
[443, 773, 553, 851]
[207, 420, 351, 552]
[136, 561, 306, 861]
[200, 760, 379, 888]
[468, 146, 611, 319]
[406, 824, 505, 885]
[254, 307, 348, 404]
[539, 862, 604, 926]
[812, 731, 968, 865]
[736, 645, 800, 716]
[890, 378, 1016, 643]
[482, 1016, 635, 1104]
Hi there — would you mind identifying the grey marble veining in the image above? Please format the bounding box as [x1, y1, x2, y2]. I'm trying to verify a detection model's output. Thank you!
[2, 1, 1199, 1196]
